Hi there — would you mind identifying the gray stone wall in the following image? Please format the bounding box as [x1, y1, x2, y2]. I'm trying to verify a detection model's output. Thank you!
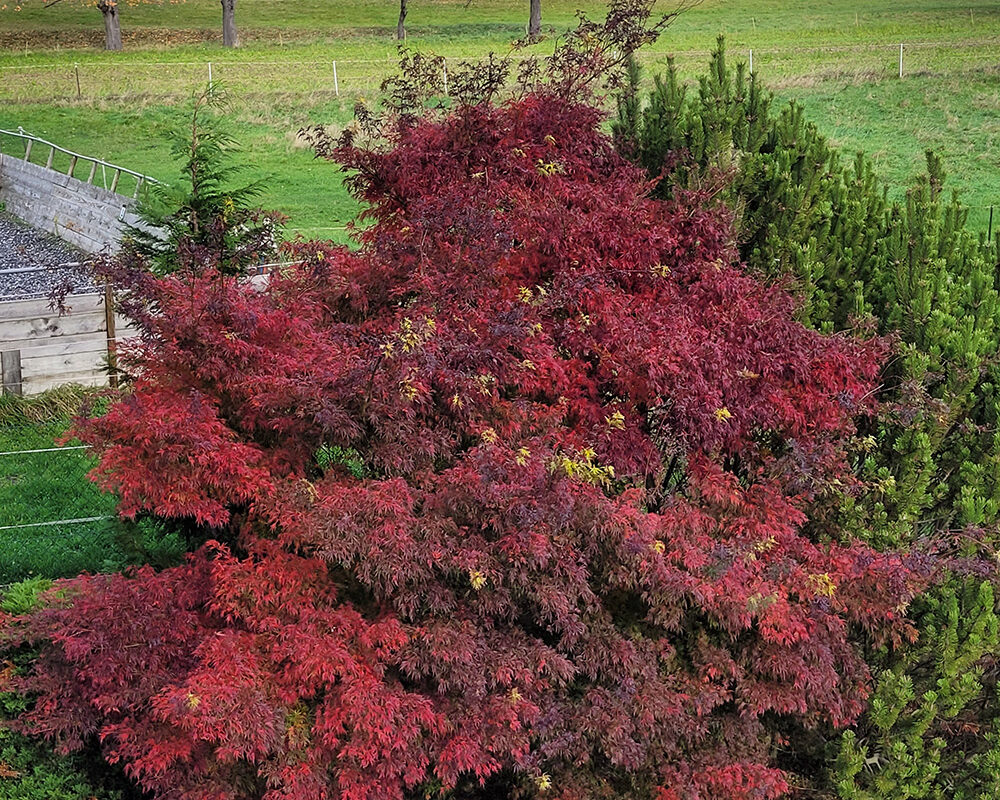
[0, 154, 145, 254]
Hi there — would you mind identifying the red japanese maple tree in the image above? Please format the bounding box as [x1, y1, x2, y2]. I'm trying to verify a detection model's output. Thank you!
[2, 91, 925, 800]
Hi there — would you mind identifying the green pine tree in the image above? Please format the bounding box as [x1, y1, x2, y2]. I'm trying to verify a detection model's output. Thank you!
[616, 38, 1000, 799]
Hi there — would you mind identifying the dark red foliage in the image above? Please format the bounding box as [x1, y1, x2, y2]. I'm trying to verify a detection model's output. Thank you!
[2, 93, 924, 800]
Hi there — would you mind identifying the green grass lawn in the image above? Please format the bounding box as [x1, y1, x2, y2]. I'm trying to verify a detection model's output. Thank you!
[0, 0, 998, 236]
[0, 393, 184, 583]
[784, 73, 1000, 232]
[0, 426, 184, 581]
[0, 421, 116, 582]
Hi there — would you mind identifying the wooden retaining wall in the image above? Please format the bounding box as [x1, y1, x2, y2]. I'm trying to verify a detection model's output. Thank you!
[0, 291, 135, 396]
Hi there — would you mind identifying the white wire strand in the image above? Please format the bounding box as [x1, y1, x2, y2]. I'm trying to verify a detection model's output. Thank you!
[0, 515, 112, 532]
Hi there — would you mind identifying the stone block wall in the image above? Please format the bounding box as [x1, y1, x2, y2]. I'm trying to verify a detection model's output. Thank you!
[0, 154, 145, 254]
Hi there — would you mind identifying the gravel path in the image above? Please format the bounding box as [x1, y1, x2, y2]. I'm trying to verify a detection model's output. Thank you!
[0, 212, 99, 300]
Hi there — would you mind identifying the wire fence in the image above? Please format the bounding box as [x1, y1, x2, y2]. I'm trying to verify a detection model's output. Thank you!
[0, 442, 119, 583]
[2, 38, 1000, 102]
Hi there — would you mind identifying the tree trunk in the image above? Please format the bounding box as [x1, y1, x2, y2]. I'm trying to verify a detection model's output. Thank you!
[97, 0, 122, 51]
[221, 0, 239, 48]
[397, 0, 407, 40]
[528, 0, 541, 40]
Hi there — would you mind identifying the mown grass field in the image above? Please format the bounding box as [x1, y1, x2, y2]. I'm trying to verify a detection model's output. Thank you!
[0, 0, 998, 238]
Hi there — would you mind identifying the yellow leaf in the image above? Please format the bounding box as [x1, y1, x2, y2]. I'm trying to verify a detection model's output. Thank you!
[807, 573, 837, 598]
[605, 410, 626, 430]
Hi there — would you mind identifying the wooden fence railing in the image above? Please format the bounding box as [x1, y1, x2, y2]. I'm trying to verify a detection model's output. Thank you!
[0, 290, 135, 396]
[0, 127, 160, 199]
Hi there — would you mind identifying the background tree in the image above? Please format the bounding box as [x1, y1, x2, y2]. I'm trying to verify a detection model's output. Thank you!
[122, 87, 282, 277]
[4, 0, 139, 52]
[95, 0, 121, 50]
[9, 0, 239, 51]
[397, 0, 407, 39]
[528, 0, 540, 39]
[221, 0, 237, 47]
[26, 0, 141, 51]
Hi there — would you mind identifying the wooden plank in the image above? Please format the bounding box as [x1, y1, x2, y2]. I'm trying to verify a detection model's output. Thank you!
[23, 371, 107, 396]
[114, 326, 139, 343]
[20, 348, 107, 379]
[104, 282, 118, 388]
[0, 294, 104, 349]
[0, 310, 105, 344]
[1, 350, 22, 396]
[4, 334, 108, 358]
[0, 293, 104, 321]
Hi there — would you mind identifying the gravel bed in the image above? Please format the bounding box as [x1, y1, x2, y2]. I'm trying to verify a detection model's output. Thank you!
[0, 211, 99, 301]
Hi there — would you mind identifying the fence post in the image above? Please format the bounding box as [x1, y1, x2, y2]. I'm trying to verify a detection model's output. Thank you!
[749, 49, 753, 75]
[333, 60, 340, 96]
[104, 283, 119, 389]
[74, 63, 81, 99]
[899, 43, 903, 78]
[1, 350, 22, 396]
[208, 61, 213, 91]
[442, 58, 448, 97]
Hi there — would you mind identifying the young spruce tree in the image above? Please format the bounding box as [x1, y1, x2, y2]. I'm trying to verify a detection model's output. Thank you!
[123, 87, 282, 277]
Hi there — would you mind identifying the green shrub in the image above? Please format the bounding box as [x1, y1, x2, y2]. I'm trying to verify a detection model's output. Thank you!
[616, 38, 1000, 799]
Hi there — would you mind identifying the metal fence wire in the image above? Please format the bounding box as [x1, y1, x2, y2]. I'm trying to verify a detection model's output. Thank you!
[0, 443, 117, 583]
[1, 38, 999, 103]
